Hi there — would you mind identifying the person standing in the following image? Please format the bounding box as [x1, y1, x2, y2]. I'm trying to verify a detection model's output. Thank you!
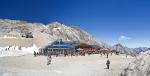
[34, 51, 36, 57]
[106, 52, 109, 58]
[106, 59, 110, 69]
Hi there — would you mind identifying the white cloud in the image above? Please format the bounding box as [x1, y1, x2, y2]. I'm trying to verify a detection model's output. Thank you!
[118, 35, 131, 41]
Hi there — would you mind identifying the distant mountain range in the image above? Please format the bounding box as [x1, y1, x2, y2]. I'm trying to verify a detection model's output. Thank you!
[133, 47, 150, 54]
[112, 43, 150, 55]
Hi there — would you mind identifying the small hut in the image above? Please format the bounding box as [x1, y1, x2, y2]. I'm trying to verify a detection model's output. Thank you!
[42, 39, 75, 56]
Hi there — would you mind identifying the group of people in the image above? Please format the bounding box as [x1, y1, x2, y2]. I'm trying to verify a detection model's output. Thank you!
[46, 54, 111, 69]
[33, 51, 44, 57]
[34, 49, 112, 69]
[33, 51, 52, 65]
[77, 49, 111, 69]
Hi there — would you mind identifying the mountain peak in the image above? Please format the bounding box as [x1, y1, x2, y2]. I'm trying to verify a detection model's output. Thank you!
[113, 43, 135, 55]
[114, 43, 123, 47]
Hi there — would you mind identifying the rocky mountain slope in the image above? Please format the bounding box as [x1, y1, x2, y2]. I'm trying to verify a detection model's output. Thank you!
[121, 51, 150, 76]
[0, 19, 107, 48]
[112, 44, 135, 56]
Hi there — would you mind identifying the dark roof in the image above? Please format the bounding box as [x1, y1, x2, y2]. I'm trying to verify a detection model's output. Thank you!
[45, 39, 74, 49]
[91, 45, 102, 49]
[75, 43, 92, 49]
[75, 43, 101, 49]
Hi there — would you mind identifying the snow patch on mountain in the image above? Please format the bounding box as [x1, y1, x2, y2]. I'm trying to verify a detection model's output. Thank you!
[0, 44, 39, 57]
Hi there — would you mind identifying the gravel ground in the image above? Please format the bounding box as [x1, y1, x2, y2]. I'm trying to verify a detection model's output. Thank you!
[0, 54, 134, 76]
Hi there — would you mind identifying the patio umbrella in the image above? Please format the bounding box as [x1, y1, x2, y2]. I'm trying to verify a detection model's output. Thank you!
[76, 48, 84, 51]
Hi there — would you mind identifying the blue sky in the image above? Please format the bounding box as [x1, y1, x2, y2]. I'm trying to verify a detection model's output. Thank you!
[0, 0, 150, 48]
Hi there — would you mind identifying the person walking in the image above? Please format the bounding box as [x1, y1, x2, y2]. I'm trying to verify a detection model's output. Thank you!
[47, 55, 52, 65]
[106, 59, 110, 69]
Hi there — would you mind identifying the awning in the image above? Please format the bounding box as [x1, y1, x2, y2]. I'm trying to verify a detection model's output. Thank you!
[76, 48, 84, 51]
